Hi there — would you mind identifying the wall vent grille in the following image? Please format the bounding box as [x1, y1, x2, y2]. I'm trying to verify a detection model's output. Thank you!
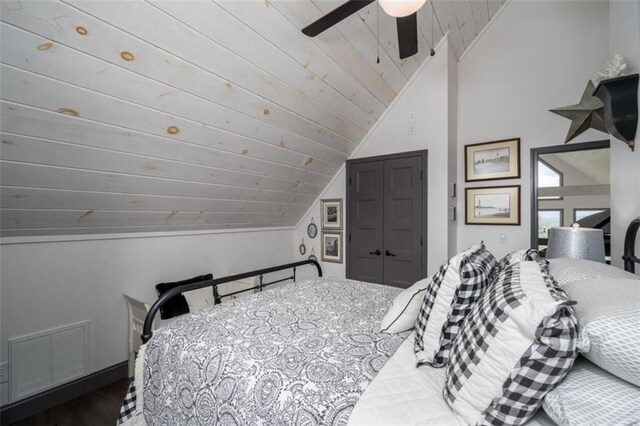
[9, 321, 90, 402]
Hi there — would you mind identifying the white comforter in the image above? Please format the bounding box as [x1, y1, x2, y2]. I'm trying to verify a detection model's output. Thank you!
[349, 332, 465, 425]
[349, 332, 556, 426]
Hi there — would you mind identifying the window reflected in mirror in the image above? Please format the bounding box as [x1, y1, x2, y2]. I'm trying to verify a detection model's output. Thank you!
[574, 208, 609, 222]
[538, 209, 563, 247]
[537, 160, 563, 201]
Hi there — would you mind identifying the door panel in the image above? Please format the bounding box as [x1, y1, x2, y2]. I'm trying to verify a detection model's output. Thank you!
[348, 161, 384, 283]
[383, 156, 423, 288]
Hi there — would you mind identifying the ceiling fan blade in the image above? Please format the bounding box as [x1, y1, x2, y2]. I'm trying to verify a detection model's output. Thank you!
[396, 13, 418, 59]
[302, 0, 375, 37]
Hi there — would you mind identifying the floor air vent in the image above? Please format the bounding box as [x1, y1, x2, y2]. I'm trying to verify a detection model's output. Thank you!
[9, 321, 89, 402]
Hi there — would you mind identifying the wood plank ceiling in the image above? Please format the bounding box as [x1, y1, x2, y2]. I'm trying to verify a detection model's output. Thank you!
[0, 0, 504, 236]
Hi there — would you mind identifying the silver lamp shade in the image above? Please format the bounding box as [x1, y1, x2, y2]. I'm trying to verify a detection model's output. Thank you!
[546, 224, 606, 263]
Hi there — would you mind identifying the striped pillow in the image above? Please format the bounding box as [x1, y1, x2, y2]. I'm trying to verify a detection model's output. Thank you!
[493, 249, 546, 278]
[444, 261, 579, 426]
[414, 244, 496, 367]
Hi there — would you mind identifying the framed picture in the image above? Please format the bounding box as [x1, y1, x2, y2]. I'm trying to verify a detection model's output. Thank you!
[321, 198, 343, 230]
[465, 138, 520, 182]
[321, 232, 343, 263]
[465, 185, 521, 225]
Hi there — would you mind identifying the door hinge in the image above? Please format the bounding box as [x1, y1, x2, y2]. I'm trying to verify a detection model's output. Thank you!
[349, 233, 352, 242]
[420, 237, 423, 247]
[349, 176, 352, 185]
[420, 170, 423, 181]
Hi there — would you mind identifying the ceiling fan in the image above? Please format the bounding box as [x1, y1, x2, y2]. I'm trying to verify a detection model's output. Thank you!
[302, 0, 429, 60]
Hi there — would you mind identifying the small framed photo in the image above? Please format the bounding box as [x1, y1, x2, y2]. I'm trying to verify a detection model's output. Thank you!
[321, 198, 343, 230]
[465, 138, 520, 182]
[321, 232, 343, 263]
[465, 185, 521, 225]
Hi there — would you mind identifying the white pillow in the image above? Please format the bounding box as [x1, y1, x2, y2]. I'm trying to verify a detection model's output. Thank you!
[549, 258, 639, 286]
[414, 245, 496, 367]
[543, 357, 640, 426]
[444, 261, 578, 425]
[563, 277, 640, 386]
[380, 277, 432, 333]
[183, 287, 216, 313]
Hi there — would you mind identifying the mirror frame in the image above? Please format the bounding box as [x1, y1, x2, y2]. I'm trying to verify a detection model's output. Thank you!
[530, 139, 610, 249]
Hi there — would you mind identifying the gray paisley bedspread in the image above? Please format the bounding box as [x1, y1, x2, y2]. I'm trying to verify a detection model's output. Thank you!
[140, 278, 407, 425]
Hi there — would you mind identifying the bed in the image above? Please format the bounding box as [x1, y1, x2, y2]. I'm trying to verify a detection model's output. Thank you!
[119, 226, 640, 426]
[119, 260, 416, 425]
[118, 265, 554, 425]
[141, 277, 407, 424]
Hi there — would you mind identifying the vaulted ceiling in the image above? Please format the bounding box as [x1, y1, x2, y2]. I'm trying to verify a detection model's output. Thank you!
[0, 0, 504, 236]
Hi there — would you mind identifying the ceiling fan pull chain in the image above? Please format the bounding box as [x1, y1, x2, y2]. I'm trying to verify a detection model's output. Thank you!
[430, 1, 436, 56]
[376, 2, 380, 64]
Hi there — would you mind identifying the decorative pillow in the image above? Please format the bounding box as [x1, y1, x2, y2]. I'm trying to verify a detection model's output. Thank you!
[183, 286, 216, 313]
[494, 249, 546, 276]
[563, 277, 640, 386]
[414, 244, 496, 367]
[543, 357, 640, 426]
[155, 273, 213, 319]
[380, 276, 432, 333]
[549, 258, 639, 286]
[444, 261, 579, 426]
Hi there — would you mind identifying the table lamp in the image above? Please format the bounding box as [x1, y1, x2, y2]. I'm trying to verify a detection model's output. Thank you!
[546, 223, 606, 263]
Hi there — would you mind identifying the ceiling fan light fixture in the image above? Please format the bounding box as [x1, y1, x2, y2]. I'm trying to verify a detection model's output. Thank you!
[378, 0, 426, 18]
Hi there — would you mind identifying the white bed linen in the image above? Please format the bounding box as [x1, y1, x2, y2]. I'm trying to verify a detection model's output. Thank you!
[349, 332, 465, 426]
[349, 332, 557, 426]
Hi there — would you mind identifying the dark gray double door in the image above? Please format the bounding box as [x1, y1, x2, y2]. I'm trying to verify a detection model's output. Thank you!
[346, 151, 427, 288]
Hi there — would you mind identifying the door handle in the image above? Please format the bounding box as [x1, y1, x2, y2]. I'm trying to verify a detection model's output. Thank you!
[368, 249, 382, 256]
[385, 250, 396, 257]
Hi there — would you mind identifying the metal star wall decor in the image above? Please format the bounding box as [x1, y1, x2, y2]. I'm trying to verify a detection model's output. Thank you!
[550, 81, 608, 143]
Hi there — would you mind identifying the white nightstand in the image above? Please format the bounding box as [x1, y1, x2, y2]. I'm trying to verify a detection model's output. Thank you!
[218, 277, 257, 300]
[123, 294, 158, 377]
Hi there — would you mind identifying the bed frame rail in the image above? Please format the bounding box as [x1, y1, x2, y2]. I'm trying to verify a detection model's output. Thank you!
[623, 216, 640, 273]
[141, 259, 322, 343]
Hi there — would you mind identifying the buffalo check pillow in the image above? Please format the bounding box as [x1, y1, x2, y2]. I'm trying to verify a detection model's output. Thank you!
[444, 261, 579, 426]
[493, 249, 546, 277]
[414, 244, 496, 367]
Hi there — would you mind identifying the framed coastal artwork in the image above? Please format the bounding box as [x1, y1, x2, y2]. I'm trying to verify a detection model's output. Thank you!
[321, 199, 343, 230]
[465, 185, 521, 225]
[321, 232, 343, 263]
[465, 138, 520, 182]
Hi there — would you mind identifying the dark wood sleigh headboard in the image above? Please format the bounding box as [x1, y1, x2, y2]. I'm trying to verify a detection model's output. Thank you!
[141, 259, 322, 343]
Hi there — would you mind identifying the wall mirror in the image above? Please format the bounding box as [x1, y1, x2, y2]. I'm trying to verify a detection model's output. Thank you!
[531, 140, 611, 260]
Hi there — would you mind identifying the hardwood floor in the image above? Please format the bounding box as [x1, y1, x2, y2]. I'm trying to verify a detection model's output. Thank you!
[14, 379, 130, 426]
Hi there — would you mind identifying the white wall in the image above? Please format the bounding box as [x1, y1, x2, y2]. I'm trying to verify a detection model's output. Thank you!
[0, 228, 295, 404]
[295, 169, 347, 280]
[456, 0, 611, 258]
[609, 0, 640, 269]
[296, 37, 456, 280]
